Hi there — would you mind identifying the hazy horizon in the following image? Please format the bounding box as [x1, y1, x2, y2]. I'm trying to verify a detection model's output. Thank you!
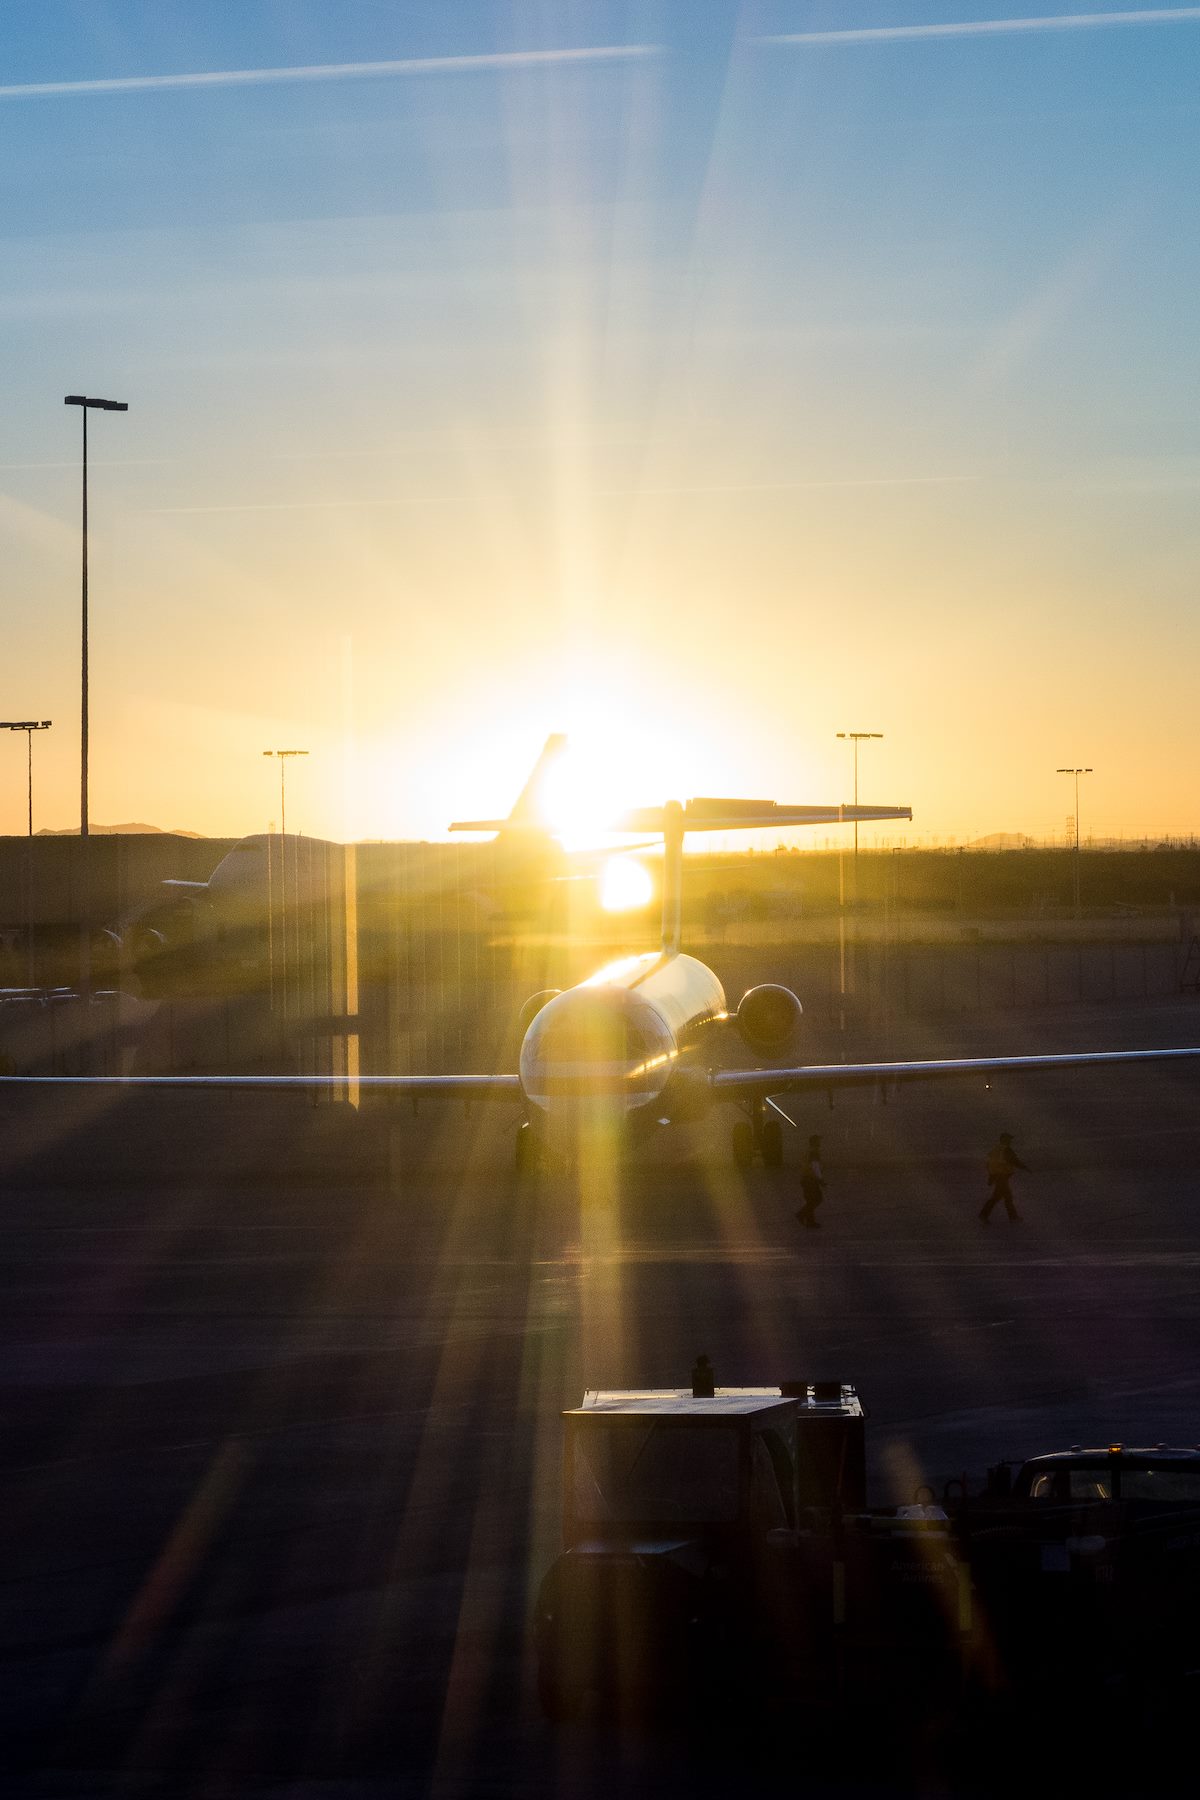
[16, 819, 1200, 853]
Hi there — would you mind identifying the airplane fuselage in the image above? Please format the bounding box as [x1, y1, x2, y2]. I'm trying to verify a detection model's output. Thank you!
[519, 950, 727, 1139]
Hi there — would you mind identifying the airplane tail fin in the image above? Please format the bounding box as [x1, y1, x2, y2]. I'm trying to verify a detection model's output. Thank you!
[505, 733, 568, 828]
[452, 765, 912, 950]
[450, 734, 568, 835]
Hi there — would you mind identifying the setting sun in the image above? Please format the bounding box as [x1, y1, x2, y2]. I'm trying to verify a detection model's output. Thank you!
[541, 747, 618, 848]
[529, 693, 715, 851]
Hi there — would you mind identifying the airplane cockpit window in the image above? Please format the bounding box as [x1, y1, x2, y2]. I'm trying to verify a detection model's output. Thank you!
[538, 1016, 647, 1064]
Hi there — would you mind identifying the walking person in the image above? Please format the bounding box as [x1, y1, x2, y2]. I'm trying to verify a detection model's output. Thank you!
[795, 1134, 826, 1230]
[980, 1131, 1028, 1224]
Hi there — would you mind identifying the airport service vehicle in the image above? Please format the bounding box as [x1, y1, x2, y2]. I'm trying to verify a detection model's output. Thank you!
[533, 1376, 975, 1720]
[7, 735, 1200, 1163]
[956, 1445, 1200, 1695]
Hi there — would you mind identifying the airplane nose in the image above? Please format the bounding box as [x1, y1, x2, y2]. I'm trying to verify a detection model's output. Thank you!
[519, 988, 671, 1117]
[531, 1093, 630, 1166]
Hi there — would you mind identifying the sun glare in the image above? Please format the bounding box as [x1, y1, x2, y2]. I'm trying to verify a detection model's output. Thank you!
[541, 750, 617, 848]
[532, 686, 712, 850]
[440, 677, 735, 852]
[599, 856, 654, 913]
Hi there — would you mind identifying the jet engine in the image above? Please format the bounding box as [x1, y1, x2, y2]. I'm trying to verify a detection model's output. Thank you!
[735, 984, 803, 1057]
[517, 989, 562, 1037]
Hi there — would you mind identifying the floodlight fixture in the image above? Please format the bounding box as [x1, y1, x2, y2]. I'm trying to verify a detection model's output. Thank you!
[64, 396, 128, 412]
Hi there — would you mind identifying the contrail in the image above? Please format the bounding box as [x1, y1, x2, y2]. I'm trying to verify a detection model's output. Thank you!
[145, 496, 461, 514]
[758, 8, 1200, 47]
[603, 475, 978, 495]
[0, 458, 164, 471]
[0, 44, 660, 101]
[145, 475, 977, 515]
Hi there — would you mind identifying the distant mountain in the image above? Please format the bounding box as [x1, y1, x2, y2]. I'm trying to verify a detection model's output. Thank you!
[35, 823, 202, 838]
[969, 832, 1037, 849]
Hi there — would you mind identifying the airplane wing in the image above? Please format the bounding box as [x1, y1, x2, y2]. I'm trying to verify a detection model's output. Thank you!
[0, 1073, 522, 1100]
[6, 1050, 1198, 1102]
[712, 1045, 1200, 1098]
[685, 800, 912, 830]
[607, 802, 912, 833]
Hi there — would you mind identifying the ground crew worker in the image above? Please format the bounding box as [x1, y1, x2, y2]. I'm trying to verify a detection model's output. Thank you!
[980, 1131, 1028, 1224]
[795, 1134, 826, 1230]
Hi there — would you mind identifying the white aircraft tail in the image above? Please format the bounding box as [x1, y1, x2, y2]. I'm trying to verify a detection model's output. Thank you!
[452, 757, 912, 953]
[449, 734, 568, 835]
[505, 733, 568, 828]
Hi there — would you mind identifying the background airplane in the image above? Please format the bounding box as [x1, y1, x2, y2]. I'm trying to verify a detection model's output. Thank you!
[116, 735, 573, 996]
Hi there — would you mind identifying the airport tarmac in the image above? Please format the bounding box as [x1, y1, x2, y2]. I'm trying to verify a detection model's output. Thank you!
[5, 996, 1200, 1796]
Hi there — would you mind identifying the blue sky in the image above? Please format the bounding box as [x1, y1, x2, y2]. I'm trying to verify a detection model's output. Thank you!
[2, 4, 1198, 841]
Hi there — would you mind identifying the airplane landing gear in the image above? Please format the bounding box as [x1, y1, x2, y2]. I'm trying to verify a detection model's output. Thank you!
[731, 1120, 754, 1168]
[731, 1101, 785, 1168]
[761, 1117, 784, 1168]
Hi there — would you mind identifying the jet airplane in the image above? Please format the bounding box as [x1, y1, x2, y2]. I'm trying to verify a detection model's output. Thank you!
[6, 758, 1200, 1169]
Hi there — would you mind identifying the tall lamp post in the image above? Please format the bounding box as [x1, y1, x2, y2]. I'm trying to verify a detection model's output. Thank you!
[263, 749, 308, 844]
[64, 393, 128, 1000]
[837, 731, 883, 901]
[2, 720, 52, 985]
[1, 720, 53, 836]
[1056, 766, 1093, 919]
[833, 730, 883, 1034]
[263, 750, 308, 1017]
[64, 396, 127, 841]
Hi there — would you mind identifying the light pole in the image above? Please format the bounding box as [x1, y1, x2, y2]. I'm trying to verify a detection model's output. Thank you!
[263, 751, 308, 1016]
[1056, 766, 1092, 918]
[64, 394, 127, 1001]
[1, 720, 52, 836]
[837, 731, 883, 901]
[2, 720, 51, 985]
[263, 749, 308, 845]
[64, 396, 127, 841]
